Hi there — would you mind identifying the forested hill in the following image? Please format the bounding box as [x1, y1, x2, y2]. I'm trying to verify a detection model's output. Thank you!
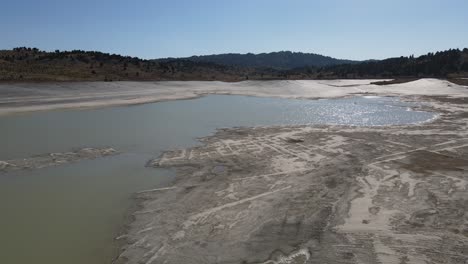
[0, 47, 467, 82]
[157, 51, 359, 69]
[293, 48, 468, 79]
[0, 47, 260, 82]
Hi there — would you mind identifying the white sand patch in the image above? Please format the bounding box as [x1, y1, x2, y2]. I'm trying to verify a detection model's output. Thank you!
[338, 173, 400, 233]
[271, 156, 308, 172]
[259, 248, 310, 264]
[374, 78, 468, 97]
[172, 230, 185, 240]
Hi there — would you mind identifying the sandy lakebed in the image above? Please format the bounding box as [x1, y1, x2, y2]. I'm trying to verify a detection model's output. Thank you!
[1, 79, 468, 264]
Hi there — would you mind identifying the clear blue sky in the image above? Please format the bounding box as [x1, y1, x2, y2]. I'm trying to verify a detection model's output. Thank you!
[2, 0, 467, 60]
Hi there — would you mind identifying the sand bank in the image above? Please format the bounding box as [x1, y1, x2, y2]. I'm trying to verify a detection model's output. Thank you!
[1, 79, 467, 116]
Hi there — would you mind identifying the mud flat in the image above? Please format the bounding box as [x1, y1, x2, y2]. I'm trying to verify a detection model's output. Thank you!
[0, 147, 118, 172]
[116, 85, 468, 262]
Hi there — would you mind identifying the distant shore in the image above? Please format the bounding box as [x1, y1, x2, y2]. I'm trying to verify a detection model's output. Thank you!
[0, 78, 467, 116]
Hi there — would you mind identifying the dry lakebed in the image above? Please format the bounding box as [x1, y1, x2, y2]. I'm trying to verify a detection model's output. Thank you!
[0, 79, 467, 264]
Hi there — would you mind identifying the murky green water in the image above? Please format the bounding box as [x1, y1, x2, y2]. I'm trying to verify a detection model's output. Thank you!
[0, 95, 435, 264]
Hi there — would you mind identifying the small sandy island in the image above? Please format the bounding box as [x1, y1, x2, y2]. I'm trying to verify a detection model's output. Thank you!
[2, 79, 467, 264]
[0, 147, 118, 172]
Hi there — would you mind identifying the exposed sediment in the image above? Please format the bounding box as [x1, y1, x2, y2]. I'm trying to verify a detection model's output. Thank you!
[0, 147, 118, 172]
[1, 79, 467, 116]
[116, 93, 468, 264]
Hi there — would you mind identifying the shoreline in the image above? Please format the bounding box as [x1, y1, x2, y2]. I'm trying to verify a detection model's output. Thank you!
[1, 78, 466, 116]
[2, 79, 467, 263]
[116, 93, 468, 263]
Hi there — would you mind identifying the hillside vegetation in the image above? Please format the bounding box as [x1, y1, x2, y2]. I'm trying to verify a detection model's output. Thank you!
[296, 48, 468, 79]
[1, 47, 467, 82]
[0, 48, 266, 82]
[157, 51, 358, 69]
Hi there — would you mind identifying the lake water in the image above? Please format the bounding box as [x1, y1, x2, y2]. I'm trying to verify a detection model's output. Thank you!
[0, 95, 436, 264]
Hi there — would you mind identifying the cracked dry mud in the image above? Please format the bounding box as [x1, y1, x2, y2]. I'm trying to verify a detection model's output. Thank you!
[116, 96, 468, 264]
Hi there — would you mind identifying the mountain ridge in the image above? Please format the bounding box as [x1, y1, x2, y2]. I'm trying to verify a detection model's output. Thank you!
[1, 47, 467, 82]
[156, 51, 359, 69]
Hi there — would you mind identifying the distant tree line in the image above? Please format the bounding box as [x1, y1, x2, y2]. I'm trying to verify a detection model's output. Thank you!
[293, 48, 468, 78]
[157, 51, 359, 69]
[0, 47, 257, 81]
[1, 47, 467, 81]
